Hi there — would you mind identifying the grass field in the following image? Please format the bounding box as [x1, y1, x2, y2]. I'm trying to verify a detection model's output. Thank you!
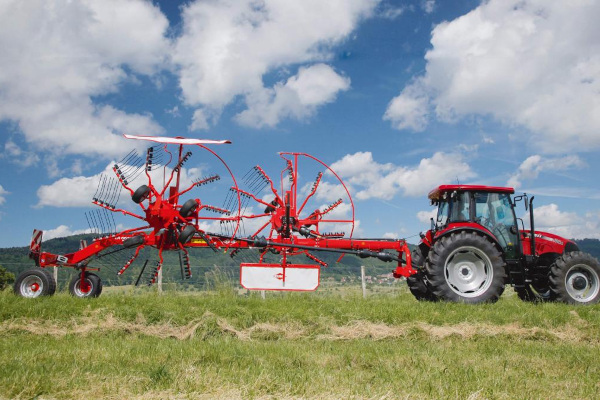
[1, 284, 599, 399]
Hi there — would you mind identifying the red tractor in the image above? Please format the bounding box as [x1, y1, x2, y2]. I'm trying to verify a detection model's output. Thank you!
[407, 185, 600, 304]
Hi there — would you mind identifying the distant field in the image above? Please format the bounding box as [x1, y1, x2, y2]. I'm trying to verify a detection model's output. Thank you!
[1, 286, 600, 399]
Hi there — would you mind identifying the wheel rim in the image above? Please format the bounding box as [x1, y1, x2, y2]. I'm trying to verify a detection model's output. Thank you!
[20, 275, 44, 298]
[565, 264, 599, 303]
[444, 246, 493, 298]
[73, 278, 93, 297]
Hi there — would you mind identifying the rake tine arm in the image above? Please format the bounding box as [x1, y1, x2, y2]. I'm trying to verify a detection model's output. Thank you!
[112, 165, 136, 196]
[169, 175, 220, 202]
[298, 172, 323, 214]
[92, 200, 146, 221]
[253, 166, 282, 202]
[117, 245, 143, 275]
[235, 188, 281, 209]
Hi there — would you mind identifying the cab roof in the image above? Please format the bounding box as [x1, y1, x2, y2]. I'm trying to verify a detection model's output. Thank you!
[428, 185, 515, 201]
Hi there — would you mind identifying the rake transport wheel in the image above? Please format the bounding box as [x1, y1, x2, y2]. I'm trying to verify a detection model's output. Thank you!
[131, 185, 151, 204]
[515, 284, 555, 303]
[406, 248, 438, 302]
[549, 252, 600, 304]
[426, 231, 506, 303]
[69, 272, 103, 298]
[14, 268, 56, 298]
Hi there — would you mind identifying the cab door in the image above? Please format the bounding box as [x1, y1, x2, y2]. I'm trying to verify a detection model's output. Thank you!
[473, 192, 520, 259]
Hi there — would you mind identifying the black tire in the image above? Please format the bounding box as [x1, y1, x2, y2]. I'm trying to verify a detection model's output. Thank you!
[407, 247, 438, 302]
[549, 252, 600, 305]
[14, 268, 56, 298]
[179, 225, 196, 244]
[179, 199, 198, 218]
[132, 185, 151, 204]
[426, 231, 506, 303]
[123, 235, 144, 248]
[515, 285, 554, 303]
[69, 272, 102, 298]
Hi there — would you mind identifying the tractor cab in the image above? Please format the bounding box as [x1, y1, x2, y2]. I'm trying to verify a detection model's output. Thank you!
[428, 185, 520, 259]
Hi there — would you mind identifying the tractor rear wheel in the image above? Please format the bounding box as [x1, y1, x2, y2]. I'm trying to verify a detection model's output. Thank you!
[14, 268, 56, 298]
[69, 272, 103, 298]
[406, 247, 438, 302]
[549, 252, 600, 304]
[426, 231, 506, 303]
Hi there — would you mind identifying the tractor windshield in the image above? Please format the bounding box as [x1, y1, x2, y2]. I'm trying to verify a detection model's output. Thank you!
[474, 192, 519, 258]
[435, 192, 470, 229]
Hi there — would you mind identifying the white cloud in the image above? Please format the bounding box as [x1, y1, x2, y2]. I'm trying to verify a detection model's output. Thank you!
[0, 0, 168, 158]
[189, 109, 210, 131]
[4, 140, 40, 167]
[237, 64, 351, 128]
[385, 0, 600, 152]
[523, 204, 600, 240]
[330, 151, 475, 200]
[378, 4, 404, 20]
[383, 79, 429, 131]
[43, 225, 92, 241]
[0, 185, 8, 206]
[507, 154, 585, 188]
[422, 1, 436, 14]
[173, 0, 378, 126]
[417, 209, 437, 224]
[382, 232, 399, 239]
[36, 163, 204, 208]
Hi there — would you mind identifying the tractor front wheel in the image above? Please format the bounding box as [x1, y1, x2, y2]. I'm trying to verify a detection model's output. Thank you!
[549, 252, 600, 304]
[69, 272, 103, 298]
[14, 268, 56, 298]
[406, 247, 438, 302]
[426, 231, 506, 303]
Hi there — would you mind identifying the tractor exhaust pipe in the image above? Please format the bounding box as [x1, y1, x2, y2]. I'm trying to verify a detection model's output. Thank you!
[529, 196, 536, 256]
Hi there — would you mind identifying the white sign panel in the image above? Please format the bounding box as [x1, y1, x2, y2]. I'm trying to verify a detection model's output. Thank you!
[240, 263, 320, 291]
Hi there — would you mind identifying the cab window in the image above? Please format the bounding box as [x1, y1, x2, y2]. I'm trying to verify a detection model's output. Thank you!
[449, 192, 470, 223]
[474, 192, 518, 257]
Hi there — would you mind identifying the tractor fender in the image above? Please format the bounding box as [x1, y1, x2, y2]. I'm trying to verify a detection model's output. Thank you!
[432, 225, 504, 253]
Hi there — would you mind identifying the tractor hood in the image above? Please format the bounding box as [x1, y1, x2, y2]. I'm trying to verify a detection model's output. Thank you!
[520, 229, 579, 257]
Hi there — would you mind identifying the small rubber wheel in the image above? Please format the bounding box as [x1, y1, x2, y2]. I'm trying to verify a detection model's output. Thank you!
[180, 199, 199, 218]
[515, 284, 554, 302]
[426, 231, 506, 303]
[179, 225, 196, 244]
[549, 252, 600, 304]
[14, 268, 56, 298]
[406, 247, 438, 302]
[132, 185, 151, 204]
[264, 199, 278, 214]
[123, 235, 144, 248]
[69, 272, 102, 298]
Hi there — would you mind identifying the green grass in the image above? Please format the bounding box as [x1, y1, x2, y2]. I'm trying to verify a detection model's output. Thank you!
[1, 287, 600, 399]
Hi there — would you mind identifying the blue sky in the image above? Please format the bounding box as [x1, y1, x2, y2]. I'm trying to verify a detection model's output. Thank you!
[1, 0, 599, 248]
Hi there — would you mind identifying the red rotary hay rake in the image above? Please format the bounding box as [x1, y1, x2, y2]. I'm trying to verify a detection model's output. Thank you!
[15, 135, 413, 298]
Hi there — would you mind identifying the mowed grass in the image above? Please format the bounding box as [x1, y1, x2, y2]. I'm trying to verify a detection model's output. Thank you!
[1, 285, 600, 399]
